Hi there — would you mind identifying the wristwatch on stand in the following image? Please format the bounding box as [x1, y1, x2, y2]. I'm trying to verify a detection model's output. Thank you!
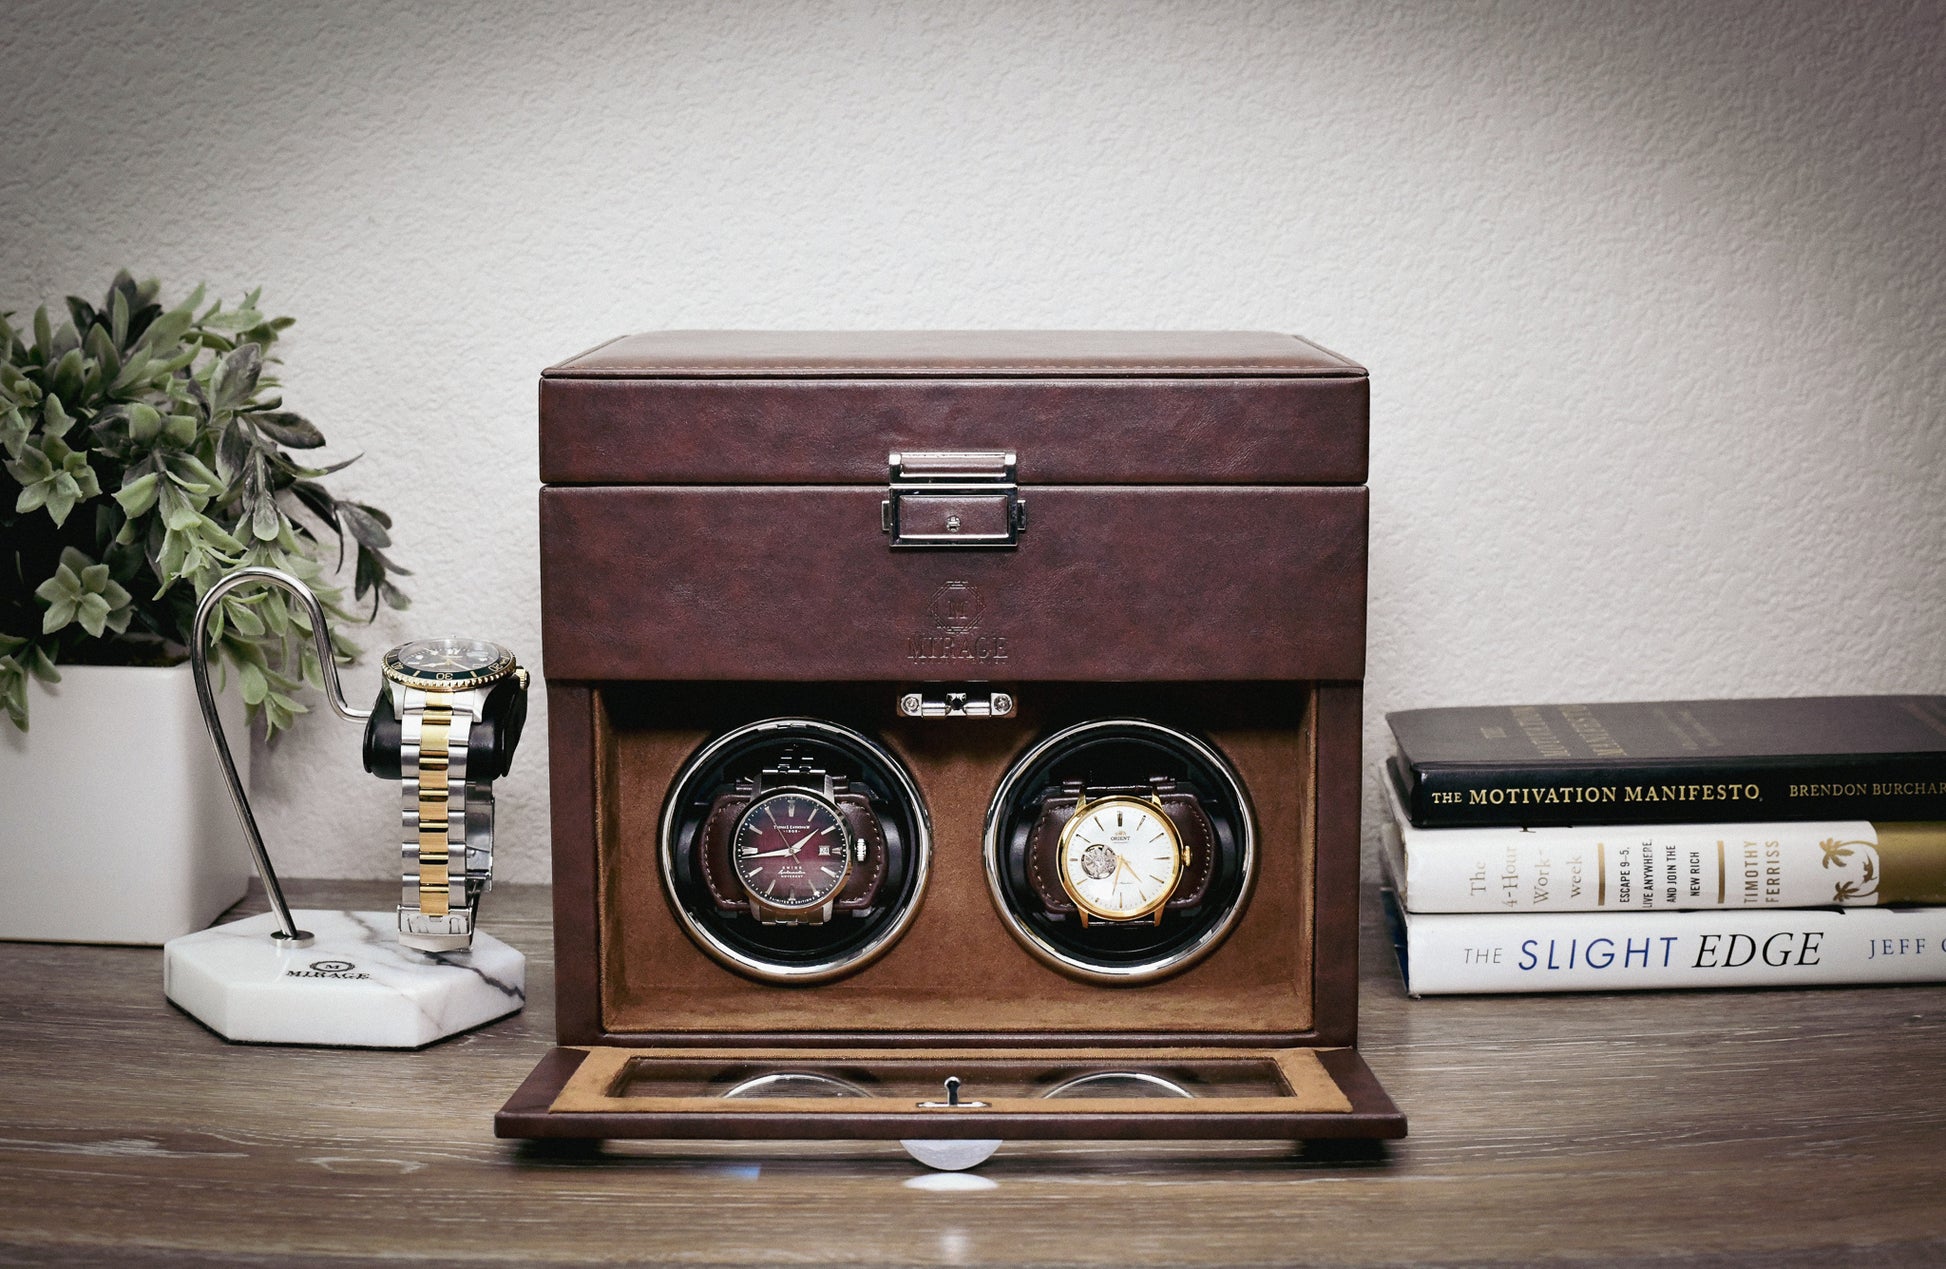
[1027, 777, 1216, 926]
[362, 637, 530, 952]
[698, 753, 887, 924]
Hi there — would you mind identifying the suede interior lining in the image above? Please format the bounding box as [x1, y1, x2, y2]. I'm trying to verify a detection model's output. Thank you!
[598, 683, 1316, 1040]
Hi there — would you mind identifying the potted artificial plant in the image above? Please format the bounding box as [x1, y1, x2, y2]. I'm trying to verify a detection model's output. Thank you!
[0, 273, 407, 943]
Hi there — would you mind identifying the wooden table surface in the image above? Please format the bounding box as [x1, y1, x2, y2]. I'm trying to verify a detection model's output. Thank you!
[3, 879, 1942, 1267]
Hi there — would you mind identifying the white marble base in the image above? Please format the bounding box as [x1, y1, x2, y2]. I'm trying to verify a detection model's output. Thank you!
[163, 910, 525, 1048]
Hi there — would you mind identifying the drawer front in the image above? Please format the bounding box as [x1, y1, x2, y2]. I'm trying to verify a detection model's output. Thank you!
[539, 484, 1366, 681]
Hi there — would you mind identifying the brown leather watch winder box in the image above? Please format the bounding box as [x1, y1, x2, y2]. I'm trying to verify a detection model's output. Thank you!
[498, 330, 1405, 1144]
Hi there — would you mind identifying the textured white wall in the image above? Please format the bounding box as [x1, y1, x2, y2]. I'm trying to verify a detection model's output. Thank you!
[4, 0, 1941, 881]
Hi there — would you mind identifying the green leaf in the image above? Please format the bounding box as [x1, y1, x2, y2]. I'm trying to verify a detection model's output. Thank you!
[0, 405, 28, 457]
[210, 343, 262, 413]
[76, 593, 110, 637]
[85, 322, 119, 383]
[34, 567, 75, 603]
[10, 443, 52, 481]
[115, 471, 159, 517]
[51, 347, 84, 400]
[159, 482, 201, 531]
[339, 501, 392, 549]
[41, 394, 74, 439]
[27, 646, 59, 684]
[238, 660, 269, 706]
[41, 596, 77, 634]
[109, 350, 152, 394]
[252, 498, 280, 541]
[164, 412, 197, 447]
[253, 411, 325, 448]
[172, 452, 223, 491]
[134, 291, 197, 356]
[226, 600, 265, 638]
[127, 402, 161, 442]
[44, 475, 77, 526]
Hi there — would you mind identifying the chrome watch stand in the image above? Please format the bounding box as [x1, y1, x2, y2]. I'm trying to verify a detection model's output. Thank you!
[159, 567, 526, 1049]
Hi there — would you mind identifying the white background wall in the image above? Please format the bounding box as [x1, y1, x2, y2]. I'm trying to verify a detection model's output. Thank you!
[4, 0, 1941, 880]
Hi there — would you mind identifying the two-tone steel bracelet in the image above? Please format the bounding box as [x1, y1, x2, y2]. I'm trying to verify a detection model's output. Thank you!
[367, 638, 529, 952]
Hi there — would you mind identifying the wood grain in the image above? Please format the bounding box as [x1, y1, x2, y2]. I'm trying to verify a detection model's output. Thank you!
[2, 879, 1943, 1266]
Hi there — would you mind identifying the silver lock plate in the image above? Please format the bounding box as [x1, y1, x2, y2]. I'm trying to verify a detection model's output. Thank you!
[898, 686, 1017, 718]
[881, 451, 1026, 549]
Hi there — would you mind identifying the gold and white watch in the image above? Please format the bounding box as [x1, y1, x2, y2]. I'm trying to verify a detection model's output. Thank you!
[1055, 787, 1191, 926]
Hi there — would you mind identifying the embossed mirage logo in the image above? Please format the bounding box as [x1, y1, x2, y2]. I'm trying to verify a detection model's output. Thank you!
[909, 581, 1008, 663]
[928, 580, 986, 632]
[286, 959, 372, 980]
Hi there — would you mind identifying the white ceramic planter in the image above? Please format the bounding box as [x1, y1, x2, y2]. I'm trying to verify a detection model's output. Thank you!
[0, 663, 251, 944]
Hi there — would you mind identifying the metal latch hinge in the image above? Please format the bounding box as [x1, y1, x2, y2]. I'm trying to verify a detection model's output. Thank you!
[881, 450, 1026, 549]
[898, 685, 1017, 718]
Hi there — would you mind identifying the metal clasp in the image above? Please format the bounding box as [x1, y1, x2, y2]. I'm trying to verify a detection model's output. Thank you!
[881, 451, 1026, 549]
[898, 685, 1016, 718]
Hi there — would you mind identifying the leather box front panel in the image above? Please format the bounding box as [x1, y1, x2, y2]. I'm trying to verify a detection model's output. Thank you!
[539, 485, 1367, 682]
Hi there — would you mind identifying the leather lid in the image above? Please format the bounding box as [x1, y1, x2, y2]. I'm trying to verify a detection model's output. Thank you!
[546, 330, 1364, 379]
[538, 330, 1369, 487]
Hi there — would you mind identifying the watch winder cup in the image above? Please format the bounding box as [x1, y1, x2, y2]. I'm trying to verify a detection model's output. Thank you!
[986, 718, 1257, 984]
[659, 717, 930, 983]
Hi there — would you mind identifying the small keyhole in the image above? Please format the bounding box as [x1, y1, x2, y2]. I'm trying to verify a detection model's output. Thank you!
[945, 515, 961, 532]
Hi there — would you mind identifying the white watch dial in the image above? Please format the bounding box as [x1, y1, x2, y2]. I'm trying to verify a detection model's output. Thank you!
[1060, 797, 1182, 921]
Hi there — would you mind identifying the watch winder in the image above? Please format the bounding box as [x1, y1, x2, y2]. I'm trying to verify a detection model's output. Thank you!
[501, 330, 1404, 1150]
[987, 717, 1254, 983]
[659, 717, 929, 983]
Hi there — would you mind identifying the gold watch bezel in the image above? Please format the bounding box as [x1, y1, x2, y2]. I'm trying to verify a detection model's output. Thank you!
[1056, 794, 1184, 924]
[380, 638, 519, 692]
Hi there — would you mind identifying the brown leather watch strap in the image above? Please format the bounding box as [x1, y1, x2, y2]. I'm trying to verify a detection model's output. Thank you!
[1026, 778, 1216, 916]
[833, 790, 886, 910]
[698, 789, 755, 910]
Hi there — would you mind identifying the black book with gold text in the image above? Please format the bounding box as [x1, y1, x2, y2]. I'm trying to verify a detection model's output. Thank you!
[1388, 695, 1946, 829]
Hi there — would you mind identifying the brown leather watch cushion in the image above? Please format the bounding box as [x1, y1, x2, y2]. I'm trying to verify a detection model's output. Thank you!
[1026, 788, 1216, 915]
[697, 788, 885, 912]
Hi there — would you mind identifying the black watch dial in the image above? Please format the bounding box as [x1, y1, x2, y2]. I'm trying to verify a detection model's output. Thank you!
[733, 792, 851, 911]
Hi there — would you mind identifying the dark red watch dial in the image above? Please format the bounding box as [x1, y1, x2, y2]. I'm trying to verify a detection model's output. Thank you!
[734, 792, 850, 909]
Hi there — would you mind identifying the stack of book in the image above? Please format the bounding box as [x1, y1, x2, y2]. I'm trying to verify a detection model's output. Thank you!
[1379, 695, 1946, 995]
